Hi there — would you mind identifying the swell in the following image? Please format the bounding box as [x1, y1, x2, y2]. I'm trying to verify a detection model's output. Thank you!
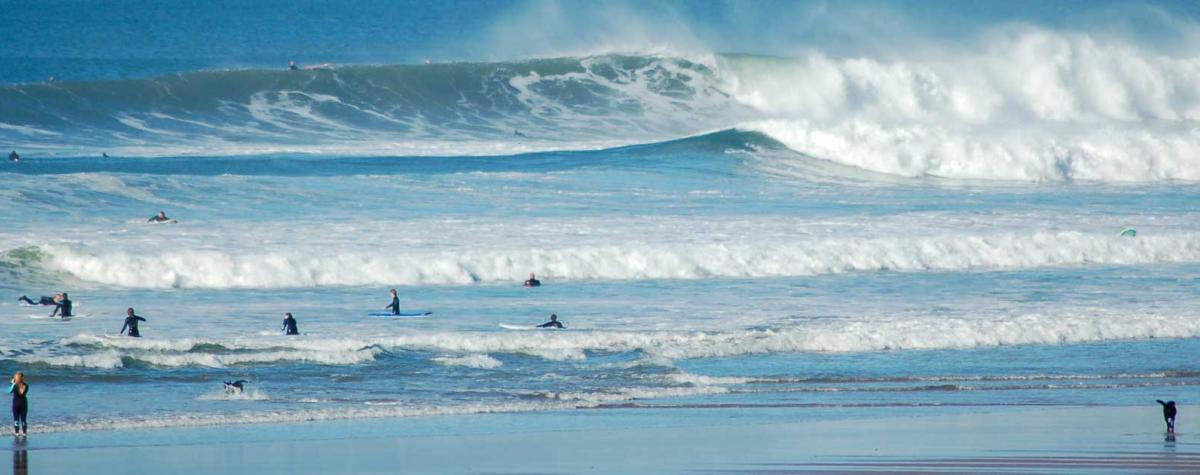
[5, 28, 1200, 183]
[0, 55, 734, 157]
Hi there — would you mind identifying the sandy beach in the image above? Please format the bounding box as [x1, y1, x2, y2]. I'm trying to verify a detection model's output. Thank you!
[5, 405, 1194, 474]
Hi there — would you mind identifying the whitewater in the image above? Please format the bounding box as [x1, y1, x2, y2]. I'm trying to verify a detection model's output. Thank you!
[2, 14, 1200, 436]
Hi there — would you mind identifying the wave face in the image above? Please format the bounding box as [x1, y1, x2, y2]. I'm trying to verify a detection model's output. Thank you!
[0, 55, 736, 157]
[5, 27, 1200, 182]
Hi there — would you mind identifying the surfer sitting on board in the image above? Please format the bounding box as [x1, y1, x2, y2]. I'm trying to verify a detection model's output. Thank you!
[385, 289, 400, 315]
[148, 210, 173, 223]
[7, 151, 18, 162]
[18, 294, 59, 306]
[523, 273, 541, 287]
[120, 308, 147, 337]
[50, 293, 72, 318]
[288, 60, 298, 71]
[282, 312, 299, 335]
[537, 314, 563, 329]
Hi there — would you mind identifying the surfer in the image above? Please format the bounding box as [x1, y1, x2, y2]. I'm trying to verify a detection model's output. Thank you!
[7, 151, 18, 162]
[537, 314, 563, 329]
[385, 289, 400, 315]
[9, 372, 28, 437]
[102, 152, 109, 158]
[1157, 400, 1177, 433]
[18, 294, 58, 306]
[120, 308, 147, 337]
[289, 60, 298, 71]
[282, 312, 299, 335]
[50, 293, 72, 318]
[223, 380, 248, 394]
[148, 210, 171, 223]
[523, 273, 541, 287]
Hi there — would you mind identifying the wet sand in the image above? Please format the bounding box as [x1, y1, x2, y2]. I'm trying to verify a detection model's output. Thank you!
[4, 405, 1195, 474]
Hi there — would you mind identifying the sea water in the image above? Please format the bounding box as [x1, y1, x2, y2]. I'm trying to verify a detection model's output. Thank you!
[1, 1, 1199, 437]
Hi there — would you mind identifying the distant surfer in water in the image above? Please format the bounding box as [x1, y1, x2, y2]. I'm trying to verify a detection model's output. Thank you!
[289, 60, 298, 71]
[537, 314, 563, 329]
[120, 308, 146, 337]
[523, 273, 541, 287]
[8, 151, 18, 163]
[148, 211, 172, 223]
[1157, 400, 1177, 433]
[282, 312, 299, 335]
[18, 294, 58, 306]
[224, 380, 248, 394]
[50, 293, 72, 318]
[385, 289, 400, 315]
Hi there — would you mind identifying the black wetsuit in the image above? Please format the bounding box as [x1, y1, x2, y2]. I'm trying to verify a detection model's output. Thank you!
[537, 320, 563, 329]
[121, 315, 146, 337]
[1158, 400, 1177, 432]
[387, 296, 400, 315]
[7, 151, 18, 162]
[283, 317, 299, 335]
[148, 215, 170, 223]
[18, 296, 55, 306]
[524, 279, 541, 287]
[9, 383, 27, 434]
[51, 298, 72, 318]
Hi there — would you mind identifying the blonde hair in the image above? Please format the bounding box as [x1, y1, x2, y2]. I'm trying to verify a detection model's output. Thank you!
[11, 372, 24, 384]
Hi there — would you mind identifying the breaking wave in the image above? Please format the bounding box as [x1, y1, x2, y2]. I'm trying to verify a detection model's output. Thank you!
[18, 230, 1200, 288]
[4, 27, 1200, 182]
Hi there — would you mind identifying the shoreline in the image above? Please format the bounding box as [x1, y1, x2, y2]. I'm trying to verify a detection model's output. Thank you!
[6, 404, 1195, 474]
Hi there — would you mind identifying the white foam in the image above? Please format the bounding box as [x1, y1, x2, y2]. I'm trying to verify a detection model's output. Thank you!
[25, 401, 578, 435]
[36, 230, 1200, 288]
[432, 354, 503, 369]
[44, 309, 1200, 368]
[196, 388, 270, 401]
[720, 28, 1200, 182]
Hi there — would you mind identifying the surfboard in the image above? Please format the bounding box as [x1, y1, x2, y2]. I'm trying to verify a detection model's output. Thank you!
[27, 313, 88, 320]
[498, 323, 533, 330]
[368, 312, 432, 318]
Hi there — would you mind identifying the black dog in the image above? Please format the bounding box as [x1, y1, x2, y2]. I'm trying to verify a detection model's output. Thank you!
[1157, 400, 1177, 433]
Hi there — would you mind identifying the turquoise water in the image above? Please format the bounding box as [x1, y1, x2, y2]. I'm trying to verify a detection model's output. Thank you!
[1, 0, 1199, 438]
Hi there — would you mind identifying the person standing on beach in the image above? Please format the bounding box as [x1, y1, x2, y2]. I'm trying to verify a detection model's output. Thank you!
[121, 308, 147, 337]
[9, 372, 28, 437]
[385, 289, 400, 315]
[282, 312, 299, 335]
[1157, 400, 1177, 433]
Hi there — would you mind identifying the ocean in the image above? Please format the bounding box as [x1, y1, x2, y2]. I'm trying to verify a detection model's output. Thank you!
[1, 0, 1199, 439]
